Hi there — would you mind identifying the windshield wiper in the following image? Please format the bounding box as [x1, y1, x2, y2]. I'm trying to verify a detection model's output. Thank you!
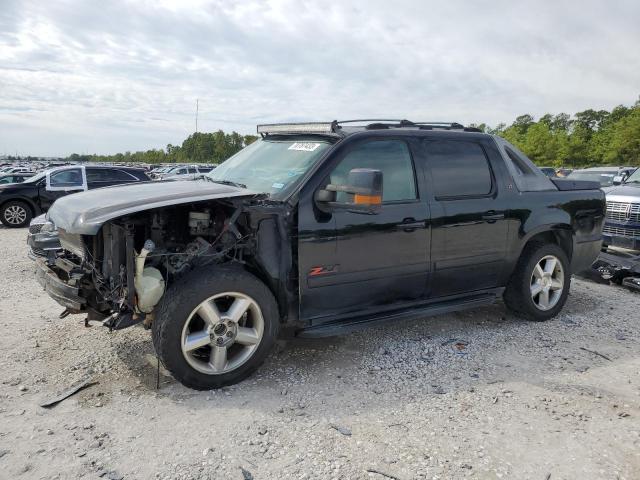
[205, 177, 247, 189]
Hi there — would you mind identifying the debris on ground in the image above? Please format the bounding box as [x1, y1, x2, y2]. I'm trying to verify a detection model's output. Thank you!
[579, 347, 612, 361]
[39, 376, 98, 408]
[240, 467, 254, 480]
[366, 467, 402, 479]
[441, 338, 470, 355]
[330, 423, 352, 436]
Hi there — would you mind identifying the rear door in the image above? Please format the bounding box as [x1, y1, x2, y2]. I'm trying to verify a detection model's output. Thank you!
[421, 138, 509, 297]
[298, 138, 430, 322]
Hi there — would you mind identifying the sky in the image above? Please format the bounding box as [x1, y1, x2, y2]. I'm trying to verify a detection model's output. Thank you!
[0, 0, 639, 157]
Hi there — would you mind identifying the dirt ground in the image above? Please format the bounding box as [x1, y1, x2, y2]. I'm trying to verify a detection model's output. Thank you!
[0, 225, 639, 480]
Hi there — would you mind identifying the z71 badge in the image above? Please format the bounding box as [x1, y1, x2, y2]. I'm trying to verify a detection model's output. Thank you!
[308, 265, 339, 277]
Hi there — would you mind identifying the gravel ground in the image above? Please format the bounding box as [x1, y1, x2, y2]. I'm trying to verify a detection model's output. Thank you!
[0, 225, 639, 480]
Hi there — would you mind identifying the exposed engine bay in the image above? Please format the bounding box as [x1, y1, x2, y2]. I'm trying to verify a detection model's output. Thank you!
[47, 199, 293, 330]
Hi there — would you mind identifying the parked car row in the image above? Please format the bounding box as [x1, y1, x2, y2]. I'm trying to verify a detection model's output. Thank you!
[538, 167, 576, 178]
[566, 166, 636, 187]
[0, 160, 220, 229]
[0, 172, 35, 184]
[0, 161, 218, 182]
[148, 164, 216, 180]
[0, 165, 150, 228]
[538, 165, 637, 182]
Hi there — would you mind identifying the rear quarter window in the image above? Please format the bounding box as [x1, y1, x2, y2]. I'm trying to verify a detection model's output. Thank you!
[423, 140, 493, 198]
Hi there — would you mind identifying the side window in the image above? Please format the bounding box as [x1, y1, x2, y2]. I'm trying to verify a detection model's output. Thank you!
[329, 140, 417, 202]
[188, 168, 198, 174]
[424, 140, 493, 198]
[87, 169, 137, 182]
[50, 168, 83, 187]
[504, 147, 534, 176]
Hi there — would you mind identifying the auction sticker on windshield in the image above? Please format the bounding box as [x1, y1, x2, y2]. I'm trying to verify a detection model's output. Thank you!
[288, 142, 322, 152]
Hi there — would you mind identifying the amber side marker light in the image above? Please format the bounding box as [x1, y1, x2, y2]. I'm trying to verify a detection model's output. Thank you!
[353, 194, 382, 205]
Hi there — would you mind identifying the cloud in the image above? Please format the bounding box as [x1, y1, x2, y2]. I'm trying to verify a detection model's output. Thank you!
[0, 0, 639, 156]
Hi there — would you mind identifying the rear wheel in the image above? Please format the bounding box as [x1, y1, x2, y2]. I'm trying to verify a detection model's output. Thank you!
[504, 242, 570, 321]
[152, 266, 279, 390]
[0, 201, 32, 228]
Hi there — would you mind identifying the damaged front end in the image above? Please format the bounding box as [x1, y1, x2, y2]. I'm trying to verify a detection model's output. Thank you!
[35, 193, 292, 330]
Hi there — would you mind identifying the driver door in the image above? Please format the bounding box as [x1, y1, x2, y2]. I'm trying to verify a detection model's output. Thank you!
[297, 138, 430, 324]
[39, 167, 87, 211]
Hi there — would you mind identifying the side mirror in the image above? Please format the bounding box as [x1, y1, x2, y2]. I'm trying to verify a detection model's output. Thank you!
[612, 175, 624, 185]
[315, 168, 383, 214]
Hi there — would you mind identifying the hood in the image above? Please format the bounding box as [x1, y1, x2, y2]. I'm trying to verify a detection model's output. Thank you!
[602, 183, 640, 202]
[48, 180, 257, 235]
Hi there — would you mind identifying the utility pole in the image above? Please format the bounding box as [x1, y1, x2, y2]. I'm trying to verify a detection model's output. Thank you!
[195, 99, 199, 133]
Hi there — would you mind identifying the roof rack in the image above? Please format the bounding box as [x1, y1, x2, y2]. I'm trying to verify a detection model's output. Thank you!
[256, 119, 481, 136]
[337, 119, 468, 129]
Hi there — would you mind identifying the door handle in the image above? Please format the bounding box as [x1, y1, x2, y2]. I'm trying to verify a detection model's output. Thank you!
[396, 218, 425, 232]
[482, 211, 505, 223]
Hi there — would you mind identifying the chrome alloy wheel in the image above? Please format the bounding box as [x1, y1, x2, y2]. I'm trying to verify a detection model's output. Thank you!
[180, 292, 264, 375]
[530, 255, 564, 311]
[4, 205, 27, 225]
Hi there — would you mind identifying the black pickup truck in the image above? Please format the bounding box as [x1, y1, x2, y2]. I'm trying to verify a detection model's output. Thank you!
[34, 120, 605, 390]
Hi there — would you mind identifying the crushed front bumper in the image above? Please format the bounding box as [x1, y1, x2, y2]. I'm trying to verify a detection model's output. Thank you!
[27, 232, 61, 260]
[27, 214, 62, 260]
[34, 257, 86, 311]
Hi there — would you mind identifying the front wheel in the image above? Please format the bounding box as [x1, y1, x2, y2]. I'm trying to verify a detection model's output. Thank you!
[152, 266, 279, 390]
[504, 242, 571, 321]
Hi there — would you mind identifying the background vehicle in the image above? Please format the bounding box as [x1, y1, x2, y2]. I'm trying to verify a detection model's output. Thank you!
[0, 166, 32, 174]
[602, 167, 640, 251]
[34, 120, 604, 390]
[567, 167, 634, 187]
[556, 168, 573, 177]
[539, 167, 557, 177]
[0, 165, 149, 228]
[157, 165, 215, 181]
[148, 166, 174, 179]
[0, 172, 34, 184]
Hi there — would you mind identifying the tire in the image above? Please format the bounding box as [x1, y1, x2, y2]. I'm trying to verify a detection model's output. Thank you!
[0, 200, 33, 228]
[503, 242, 571, 321]
[152, 266, 279, 390]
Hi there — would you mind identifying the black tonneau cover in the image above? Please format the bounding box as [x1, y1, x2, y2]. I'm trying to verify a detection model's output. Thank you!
[552, 178, 601, 191]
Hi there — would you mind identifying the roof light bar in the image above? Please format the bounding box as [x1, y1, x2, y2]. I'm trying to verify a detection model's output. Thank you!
[257, 122, 336, 135]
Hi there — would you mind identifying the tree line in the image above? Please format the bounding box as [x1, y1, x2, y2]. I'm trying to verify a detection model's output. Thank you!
[67, 131, 259, 165]
[472, 97, 640, 167]
[63, 98, 640, 167]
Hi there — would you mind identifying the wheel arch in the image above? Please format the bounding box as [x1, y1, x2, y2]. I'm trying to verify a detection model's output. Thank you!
[519, 225, 574, 262]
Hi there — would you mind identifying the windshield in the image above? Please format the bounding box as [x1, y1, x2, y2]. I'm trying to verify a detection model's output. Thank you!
[624, 168, 640, 184]
[568, 170, 617, 187]
[206, 138, 332, 198]
[22, 171, 46, 184]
